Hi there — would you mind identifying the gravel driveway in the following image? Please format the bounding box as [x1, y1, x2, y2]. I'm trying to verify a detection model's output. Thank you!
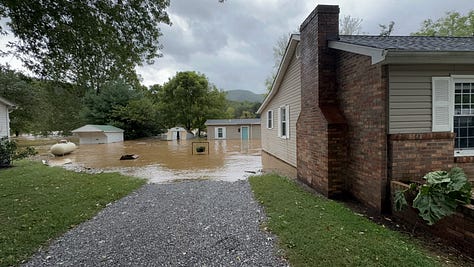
[24, 180, 288, 266]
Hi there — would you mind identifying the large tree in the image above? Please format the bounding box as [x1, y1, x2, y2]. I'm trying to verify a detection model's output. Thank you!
[0, 0, 170, 92]
[156, 71, 227, 135]
[412, 10, 474, 36]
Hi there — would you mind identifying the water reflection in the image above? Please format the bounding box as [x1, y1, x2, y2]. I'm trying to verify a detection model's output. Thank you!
[45, 139, 262, 183]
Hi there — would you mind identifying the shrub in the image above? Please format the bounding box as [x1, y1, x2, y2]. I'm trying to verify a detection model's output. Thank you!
[394, 167, 472, 225]
[0, 137, 16, 167]
[0, 137, 37, 168]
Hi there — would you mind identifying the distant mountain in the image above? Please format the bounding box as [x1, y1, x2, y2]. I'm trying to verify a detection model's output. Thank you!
[225, 90, 265, 103]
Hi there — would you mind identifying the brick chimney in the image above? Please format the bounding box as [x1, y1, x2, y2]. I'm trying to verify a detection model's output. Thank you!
[296, 5, 348, 197]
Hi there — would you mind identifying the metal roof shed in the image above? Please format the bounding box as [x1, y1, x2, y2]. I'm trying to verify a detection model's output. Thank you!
[72, 124, 124, 144]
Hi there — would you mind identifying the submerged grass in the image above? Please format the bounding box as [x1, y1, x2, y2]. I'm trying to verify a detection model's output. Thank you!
[0, 160, 145, 266]
[249, 174, 441, 267]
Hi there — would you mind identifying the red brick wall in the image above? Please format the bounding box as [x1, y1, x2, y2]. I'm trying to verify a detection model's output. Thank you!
[335, 51, 388, 212]
[388, 133, 455, 183]
[297, 5, 346, 197]
[392, 181, 474, 254]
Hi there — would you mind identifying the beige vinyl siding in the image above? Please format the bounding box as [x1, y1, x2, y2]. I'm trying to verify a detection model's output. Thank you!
[206, 125, 260, 140]
[0, 103, 9, 137]
[261, 50, 301, 167]
[389, 64, 474, 134]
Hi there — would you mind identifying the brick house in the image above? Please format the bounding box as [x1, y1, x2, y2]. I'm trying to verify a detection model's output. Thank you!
[260, 5, 474, 214]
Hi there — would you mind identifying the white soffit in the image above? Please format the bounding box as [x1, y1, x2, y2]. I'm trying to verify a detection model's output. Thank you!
[328, 41, 386, 64]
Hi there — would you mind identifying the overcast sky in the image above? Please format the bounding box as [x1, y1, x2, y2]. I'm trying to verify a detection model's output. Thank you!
[2, 0, 473, 94]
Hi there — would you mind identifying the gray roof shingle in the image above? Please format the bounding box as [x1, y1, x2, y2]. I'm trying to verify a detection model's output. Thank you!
[205, 119, 261, 126]
[337, 35, 474, 52]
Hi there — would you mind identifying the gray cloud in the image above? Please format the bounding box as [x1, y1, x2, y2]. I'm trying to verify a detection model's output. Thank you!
[2, 1, 473, 94]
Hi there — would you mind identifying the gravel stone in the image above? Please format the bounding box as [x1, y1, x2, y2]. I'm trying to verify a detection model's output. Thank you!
[23, 180, 288, 266]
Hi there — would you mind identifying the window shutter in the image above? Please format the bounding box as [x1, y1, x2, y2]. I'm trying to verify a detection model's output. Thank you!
[285, 105, 290, 139]
[432, 77, 453, 132]
[214, 127, 219, 138]
[277, 107, 281, 137]
[222, 127, 226, 139]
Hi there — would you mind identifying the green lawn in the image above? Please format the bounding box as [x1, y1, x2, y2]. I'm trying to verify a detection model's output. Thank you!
[249, 174, 441, 267]
[0, 160, 146, 266]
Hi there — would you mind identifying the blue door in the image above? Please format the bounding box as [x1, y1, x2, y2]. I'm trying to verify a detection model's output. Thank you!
[241, 126, 249, 140]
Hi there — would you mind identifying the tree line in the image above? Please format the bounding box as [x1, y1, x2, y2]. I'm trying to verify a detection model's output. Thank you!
[0, 66, 261, 139]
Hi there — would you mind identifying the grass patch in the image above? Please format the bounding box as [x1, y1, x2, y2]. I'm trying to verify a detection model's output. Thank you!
[249, 174, 441, 267]
[12, 137, 79, 148]
[0, 160, 146, 266]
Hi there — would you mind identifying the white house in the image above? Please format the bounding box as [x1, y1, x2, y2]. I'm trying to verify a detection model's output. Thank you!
[72, 125, 124, 144]
[0, 96, 16, 138]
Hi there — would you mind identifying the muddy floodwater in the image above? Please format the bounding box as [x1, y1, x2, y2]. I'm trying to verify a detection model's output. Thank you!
[45, 139, 262, 183]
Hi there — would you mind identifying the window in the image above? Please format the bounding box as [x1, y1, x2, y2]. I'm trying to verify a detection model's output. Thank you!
[215, 127, 226, 139]
[278, 105, 290, 139]
[454, 81, 474, 149]
[267, 110, 273, 129]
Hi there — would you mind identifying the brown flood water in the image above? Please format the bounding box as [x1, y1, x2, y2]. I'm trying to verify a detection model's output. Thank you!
[45, 139, 262, 183]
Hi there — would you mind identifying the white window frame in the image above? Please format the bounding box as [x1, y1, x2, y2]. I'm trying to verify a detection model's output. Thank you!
[278, 105, 290, 139]
[215, 127, 226, 139]
[432, 75, 474, 156]
[267, 110, 273, 129]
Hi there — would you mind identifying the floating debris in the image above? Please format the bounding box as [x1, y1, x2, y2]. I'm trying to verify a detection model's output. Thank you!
[120, 154, 139, 160]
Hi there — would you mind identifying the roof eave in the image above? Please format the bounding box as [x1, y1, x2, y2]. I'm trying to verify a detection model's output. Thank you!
[0, 96, 17, 109]
[257, 34, 300, 114]
[328, 41, 386, 64]
[329, 41, 474, 65]
[383, 51, 474, 64]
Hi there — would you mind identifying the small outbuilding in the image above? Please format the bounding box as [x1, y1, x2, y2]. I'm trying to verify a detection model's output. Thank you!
[205, 119, 261, 140]
[72, 124, 124, 144]
[0, 96, 16, 138]
[164, 127, 194, 140]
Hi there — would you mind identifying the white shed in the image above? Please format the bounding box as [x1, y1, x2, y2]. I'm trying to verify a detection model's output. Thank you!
[0, 96, 16, 138]
[72, 125, 124, 144]
[165, 127, 194, 140]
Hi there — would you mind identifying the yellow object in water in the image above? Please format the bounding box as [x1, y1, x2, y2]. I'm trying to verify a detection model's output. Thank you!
[50, 140, 77, 156]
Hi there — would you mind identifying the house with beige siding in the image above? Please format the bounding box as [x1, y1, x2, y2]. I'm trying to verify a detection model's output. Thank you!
[257, 34, 301, 179]
[205, 119, 260, 140]
[266, 5, 474, 214]
[0, 96, 15, 138]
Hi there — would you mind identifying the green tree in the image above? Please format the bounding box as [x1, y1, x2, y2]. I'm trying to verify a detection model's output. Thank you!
[0, 0, 170, 92]
[37, 80, 86, 135]
[412, 10, 474, 36]
[226, 100, 261, 119]
[156, 71, 227, 135]
[0, 66, 40, 135]
[112, 98, 161, 139]
[81, 80, 141, 125]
